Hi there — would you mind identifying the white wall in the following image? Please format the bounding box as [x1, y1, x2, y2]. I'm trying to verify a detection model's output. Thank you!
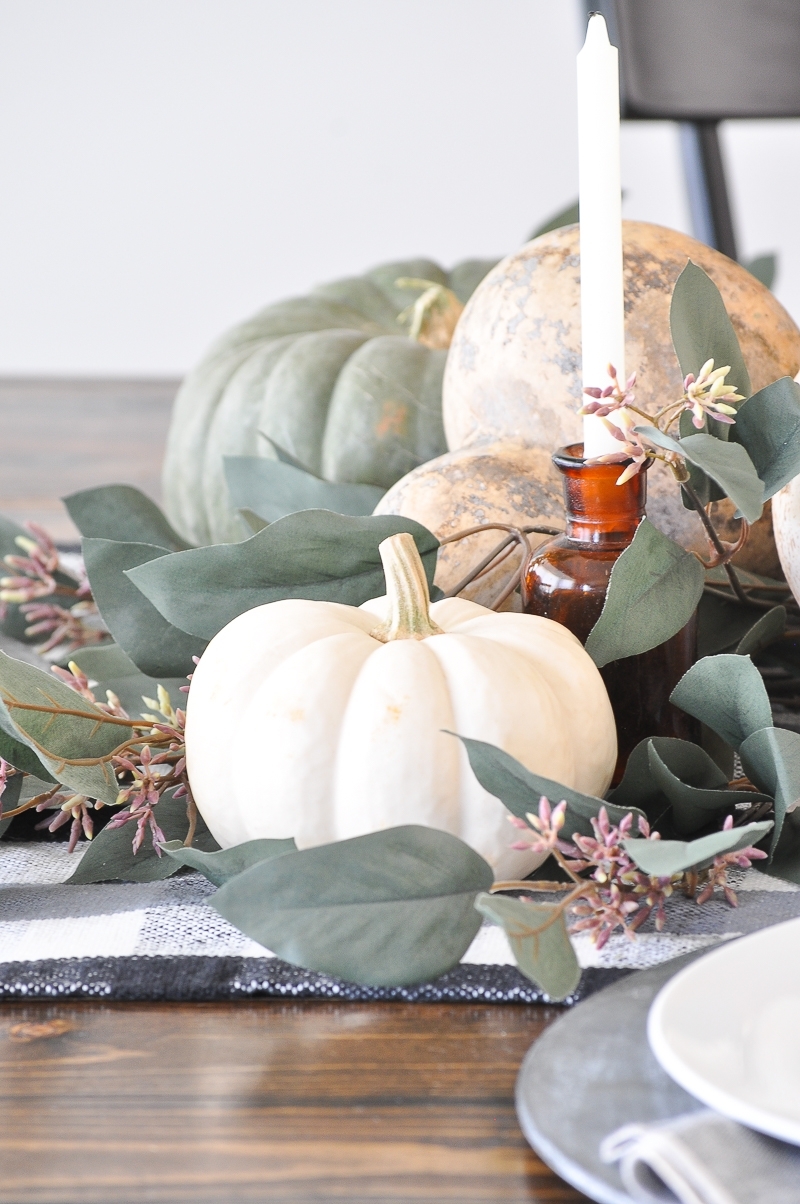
[0, 0, 797, 376]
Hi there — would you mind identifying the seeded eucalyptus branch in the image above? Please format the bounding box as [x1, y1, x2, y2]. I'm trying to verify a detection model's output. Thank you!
[492, 796, 767, 949]
[0, 522, 106, 655]
[580, 358, 743, 486]
[0, 658, 197, 856]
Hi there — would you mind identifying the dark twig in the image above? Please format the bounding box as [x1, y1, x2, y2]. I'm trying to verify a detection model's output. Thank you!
[0, 783, 62, 821]
[703, 585, 785, 613]
[681, 477, 751, 606]
[439, 522, 563, 608]
[442, 535, 517, 598]
[184, 793, 198, 848]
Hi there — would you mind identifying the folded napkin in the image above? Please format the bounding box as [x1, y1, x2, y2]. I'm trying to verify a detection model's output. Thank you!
[600, 1111, 800, 1204]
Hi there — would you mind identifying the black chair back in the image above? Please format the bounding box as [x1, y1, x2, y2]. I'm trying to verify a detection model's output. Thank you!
[588, 0, 800, 260]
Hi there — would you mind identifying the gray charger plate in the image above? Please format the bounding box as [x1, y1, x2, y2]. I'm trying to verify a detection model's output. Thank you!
[515, 952, 707, 1204]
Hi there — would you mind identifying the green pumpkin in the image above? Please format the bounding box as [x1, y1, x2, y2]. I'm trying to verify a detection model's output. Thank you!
[162, 257, 496, 545]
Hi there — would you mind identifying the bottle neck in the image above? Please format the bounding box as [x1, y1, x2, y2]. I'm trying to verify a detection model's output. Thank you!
[554, 443, 647, 547]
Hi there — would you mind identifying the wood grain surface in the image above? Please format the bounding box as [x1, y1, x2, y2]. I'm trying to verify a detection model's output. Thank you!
[0, 377, 178, 541]
[0, 999, 589, 1204]
[0, 381, 589, 1203]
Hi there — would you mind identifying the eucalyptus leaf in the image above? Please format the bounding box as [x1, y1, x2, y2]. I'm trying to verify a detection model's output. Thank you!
[64, 485, 192, 550]
[734, 378, 800, 500]
[700, 723, 736, 781]
[679, 435, 763, 522]
[637, 427, 763, 522]
[697, 591, 763, 658]
[474, 893, 580, 1002]
[608, 735, 748, 834]
[258, 435, 314, 471]
[1, 769, 77, 836]
[584, 520, 704, 668]
[745, 254, 776, 290]
[67, 793, 219, 884]
[100, 675, 187, 722]
[646, 741, 768, 837]
[529, 199, 579, 240]
[83, 539, 207, 678]
[760, 825, 800, 885]
[0, 773, 25, 837]
[739, 725, 800, 862]
[16, 771, 60, 804]
[704, 564, 788, 594]
[127, 511, 439, 642]
[452, 735, 647, 837]
[670, 261, 751, 401]
[70, 644, 140, 680]
[69, 643, 187, 718]
[606, 736, 678, 818]
[623, 820, 773, 877]
[224, 456, 385, 522]
[736, 607, 786, 657]
[238, 508, 269, 535]
[212, 825, 493, 987]
[670, 654, 772, 750]
[0, 770, 23, 831]
[0, 650, 132, 802]
[161, 837, 296, 886]
[677, 410, 727, 508]
[0, 704, 56, 779]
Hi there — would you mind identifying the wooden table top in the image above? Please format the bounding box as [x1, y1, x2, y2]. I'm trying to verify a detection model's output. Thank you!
[0, 998, 589, 1203]
[0, 378, 589, 1202]
[0, 376, 178, 542]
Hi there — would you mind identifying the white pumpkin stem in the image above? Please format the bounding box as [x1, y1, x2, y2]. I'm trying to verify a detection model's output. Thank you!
[372, 533, 443, 642]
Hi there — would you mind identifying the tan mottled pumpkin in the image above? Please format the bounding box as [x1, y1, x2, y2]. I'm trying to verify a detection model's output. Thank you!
[443, 221, 800, 574]
[374, 443, 563, 607]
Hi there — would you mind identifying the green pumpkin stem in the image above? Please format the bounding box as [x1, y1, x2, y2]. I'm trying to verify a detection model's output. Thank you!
[373, 533, 443, 642]
[395, 277, 464, 349]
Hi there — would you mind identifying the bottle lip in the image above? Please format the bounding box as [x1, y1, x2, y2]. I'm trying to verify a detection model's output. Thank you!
[552, 442, 648, 473]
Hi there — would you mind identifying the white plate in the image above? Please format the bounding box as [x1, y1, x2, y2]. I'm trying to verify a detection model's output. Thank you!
[648, 916, 800, 1146]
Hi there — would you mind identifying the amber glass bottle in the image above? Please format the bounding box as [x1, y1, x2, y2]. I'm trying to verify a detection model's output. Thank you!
[522, 443, 697, 784]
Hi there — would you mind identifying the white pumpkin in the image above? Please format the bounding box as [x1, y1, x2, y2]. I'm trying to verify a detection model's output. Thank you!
[773, 478, 800, 599]
[185, 533, 617, 879]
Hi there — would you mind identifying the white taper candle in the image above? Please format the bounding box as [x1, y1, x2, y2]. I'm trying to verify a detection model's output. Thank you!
[578, 13, 626, 458]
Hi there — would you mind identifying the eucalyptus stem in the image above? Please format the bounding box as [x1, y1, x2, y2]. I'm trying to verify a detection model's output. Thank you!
[652, 400, 688, 428]
[487, 838, 594, 938]
[0, 783, 61, 821]
[703, 585, 787, 614]
[680, 476, 750, 606]
[490, 879, 574, 893]
[184, 793, 198, 847]
[439, 522, 563, 609]
[3, 699, 139, 726]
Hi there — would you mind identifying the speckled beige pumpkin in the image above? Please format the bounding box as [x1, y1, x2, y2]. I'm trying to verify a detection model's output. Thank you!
[443, 221, 800, 573]
[374, 443, 563, 607]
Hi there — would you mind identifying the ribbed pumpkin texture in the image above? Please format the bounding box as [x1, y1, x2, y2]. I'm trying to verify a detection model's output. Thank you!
[163, 258, 496, 546]
[185, 533, 617, 880]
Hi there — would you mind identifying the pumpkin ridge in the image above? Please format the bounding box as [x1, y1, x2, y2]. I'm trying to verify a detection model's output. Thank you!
[164, 258, 497, 542]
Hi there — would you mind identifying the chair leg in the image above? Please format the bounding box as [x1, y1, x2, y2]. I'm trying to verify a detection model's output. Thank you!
[678, 120, 738, 261]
